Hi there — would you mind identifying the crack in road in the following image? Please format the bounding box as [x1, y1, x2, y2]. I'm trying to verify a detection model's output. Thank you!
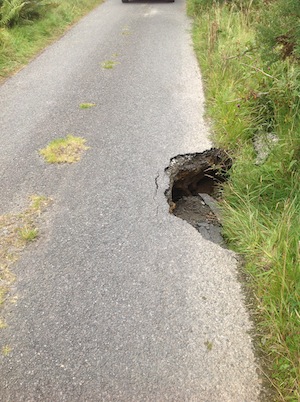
[154, 171, 159, 198]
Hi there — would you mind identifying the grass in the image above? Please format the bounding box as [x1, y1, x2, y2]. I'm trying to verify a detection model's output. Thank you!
[0, 195, 52, 323]
[2, 345, 12, 356]
[204, 340, 213, 351]
[122, 26, 132, 36]
[188, 1, 300, 400]
[0, 0, 104, 80]
[0, 319, 7, 329]
[39, 134, 89, 164]
[79, 103, 96, 109]
[101, 59, 119, 69]
[18, 226, 38, 241]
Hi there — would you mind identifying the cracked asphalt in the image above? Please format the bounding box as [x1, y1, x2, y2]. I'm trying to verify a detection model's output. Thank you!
[0, 0, 261, 400]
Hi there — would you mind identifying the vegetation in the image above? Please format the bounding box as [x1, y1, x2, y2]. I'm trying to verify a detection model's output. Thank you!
[0, 0, 55, 28]
[0, 196, 52, 325]
[39, 135, 89, 164]
[0, 0, 103, 79]
[2, 344, 12, 356]
[187, 0, 300, 400]
[80, 102, 96, 109]
[101, 59, 119, 69]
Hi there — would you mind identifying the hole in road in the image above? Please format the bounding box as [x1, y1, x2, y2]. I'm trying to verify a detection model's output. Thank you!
[165, 148, 232, 245]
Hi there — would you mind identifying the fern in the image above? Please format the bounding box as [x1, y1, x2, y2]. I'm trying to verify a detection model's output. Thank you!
[0, 0, 56, 27]
[0, 0, 26, 27]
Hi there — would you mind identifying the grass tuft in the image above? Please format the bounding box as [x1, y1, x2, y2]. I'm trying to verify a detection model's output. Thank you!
[204, 340, 213, 351]
[2, 345, 12, 356]
[39, 134, 89, 164]
[101, 60, 119, 69]
[79, 102, 96, 109]
[122, 27, 131, 36]
[0, 319, 7, 329]
[18, 226, 38, 241]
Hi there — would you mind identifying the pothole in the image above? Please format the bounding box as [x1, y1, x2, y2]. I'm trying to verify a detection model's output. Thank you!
[165, 148, 232, 245]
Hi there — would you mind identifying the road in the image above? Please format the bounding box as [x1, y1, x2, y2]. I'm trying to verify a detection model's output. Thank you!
[0, 0, 261, 400]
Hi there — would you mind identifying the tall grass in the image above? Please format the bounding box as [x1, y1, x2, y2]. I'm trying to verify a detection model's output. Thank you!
[0, 0, 103, 79]
[188, 1, 300, 400]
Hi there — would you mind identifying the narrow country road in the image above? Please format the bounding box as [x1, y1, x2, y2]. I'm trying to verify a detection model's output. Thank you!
[0, 0, 261, 400]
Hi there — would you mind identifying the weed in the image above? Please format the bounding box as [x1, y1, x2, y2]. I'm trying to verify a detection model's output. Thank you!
[29, 195, 50, 211]
[18, 226, 38, 241]
[101, 60, 119, 69]
[39, 134, 89, 164]
[0, 319, 7, 329]
[0, 286, 9, 307]
[122, 27, 131, 36]
[79, 103, 96, 109]
[204, 340, 213, 351]
[2, 345, 12, 356]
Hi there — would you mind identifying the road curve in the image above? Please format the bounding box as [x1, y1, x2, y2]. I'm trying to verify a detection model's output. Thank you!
[0, 0, 261, 400]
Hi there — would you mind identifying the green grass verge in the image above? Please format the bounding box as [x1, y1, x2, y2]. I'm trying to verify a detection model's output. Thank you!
[188, 2, 300, 400]
[0, 0, 104, 80]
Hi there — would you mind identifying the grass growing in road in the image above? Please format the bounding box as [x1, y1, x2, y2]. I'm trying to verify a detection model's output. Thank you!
[79, 103, 96, 109]
[122, 26, 132, 36]
[0, 0, 104, 80]
[39, 135, 89, 164]
[18, 226, 38, 242]
[0, 195, 52, 323]
[101, 60, 119, 70]
[188, 1, 300, 400]
[2, 345, 12, 356]
[204, 340, 213, 351]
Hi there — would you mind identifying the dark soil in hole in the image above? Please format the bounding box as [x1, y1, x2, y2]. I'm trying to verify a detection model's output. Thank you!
[165, 148, 232, 245]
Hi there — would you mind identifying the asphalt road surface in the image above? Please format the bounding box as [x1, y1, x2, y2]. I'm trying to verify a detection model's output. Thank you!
[0, 0, 261, 400]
